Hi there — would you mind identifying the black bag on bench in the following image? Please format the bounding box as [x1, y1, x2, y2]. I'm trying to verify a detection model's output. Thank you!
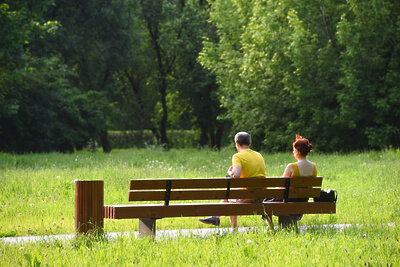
[314, 189, 337, 202]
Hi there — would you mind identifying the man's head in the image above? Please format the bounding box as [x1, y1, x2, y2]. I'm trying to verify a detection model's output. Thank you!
[234, 132, 251, 147]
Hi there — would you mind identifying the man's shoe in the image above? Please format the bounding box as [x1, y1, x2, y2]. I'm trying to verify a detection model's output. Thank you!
[198, 216, 220, 226]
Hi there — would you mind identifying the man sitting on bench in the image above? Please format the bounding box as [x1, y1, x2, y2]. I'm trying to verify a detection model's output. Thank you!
[198, 131, 267, 228]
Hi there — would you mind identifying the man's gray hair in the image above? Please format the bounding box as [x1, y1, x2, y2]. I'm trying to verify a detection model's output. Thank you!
[234, 132, 251, 146]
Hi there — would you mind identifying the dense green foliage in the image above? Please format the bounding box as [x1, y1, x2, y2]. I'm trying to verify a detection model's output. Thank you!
[1, 56, 109, 152]
[1, 0, 400, 152]
[0, 1, 222, 152]
[200, 0, 400, 151]
[108, 130, 201, 149]
[0, 1, 110, 152]
[0, 148, 399, 265]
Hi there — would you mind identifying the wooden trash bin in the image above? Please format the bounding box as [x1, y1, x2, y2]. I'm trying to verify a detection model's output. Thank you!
[75, 180, 104, 234]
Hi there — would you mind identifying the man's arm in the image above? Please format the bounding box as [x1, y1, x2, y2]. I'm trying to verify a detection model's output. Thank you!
[228, 165, 241, 178]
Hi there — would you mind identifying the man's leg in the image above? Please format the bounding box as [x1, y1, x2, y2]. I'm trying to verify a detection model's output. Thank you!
[228, 199, 256, 228]
[198, 199, 231, 226]
[229, 215, 237, 228]
[198, 216, 220, 226]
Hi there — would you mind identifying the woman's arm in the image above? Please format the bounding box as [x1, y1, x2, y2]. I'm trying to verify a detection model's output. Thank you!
[283, 163, 293, 177]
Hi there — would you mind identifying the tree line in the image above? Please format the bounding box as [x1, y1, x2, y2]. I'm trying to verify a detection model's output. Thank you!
[200, 0, 400, 151]
[1, 0, 399, 153]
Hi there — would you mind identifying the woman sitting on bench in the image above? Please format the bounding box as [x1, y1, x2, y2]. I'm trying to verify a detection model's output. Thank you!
[279, 134, 317, 226]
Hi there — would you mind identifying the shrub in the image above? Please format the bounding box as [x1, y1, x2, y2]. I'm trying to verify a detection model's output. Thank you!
[108, 130, 198, 149]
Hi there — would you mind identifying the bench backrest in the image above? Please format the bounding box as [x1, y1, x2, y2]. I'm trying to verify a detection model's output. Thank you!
[128, 177, 322, 205]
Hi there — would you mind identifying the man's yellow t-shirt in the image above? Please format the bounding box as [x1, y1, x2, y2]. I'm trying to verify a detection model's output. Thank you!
[232, 149, 266, 178]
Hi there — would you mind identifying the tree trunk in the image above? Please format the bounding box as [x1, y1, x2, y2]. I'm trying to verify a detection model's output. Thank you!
[141, 0, 169, 148]
[125, 70, 152, 130]
[214, 122, 224, 150]
[209, 128, 215, 148]
[159, 77, 169, 147]
[199, 126, 208, 147]
[100, 131, 112, 153]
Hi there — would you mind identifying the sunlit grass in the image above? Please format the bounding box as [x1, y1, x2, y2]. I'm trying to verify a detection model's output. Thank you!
[0, 148, 399, 265]
[1, 225, 398, 266]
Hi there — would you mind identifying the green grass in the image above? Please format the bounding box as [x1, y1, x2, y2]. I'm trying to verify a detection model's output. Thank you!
[1, 148, 399, 265]
[2, 226, 398, 266]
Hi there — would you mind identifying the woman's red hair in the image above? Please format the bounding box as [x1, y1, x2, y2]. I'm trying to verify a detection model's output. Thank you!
[293, 134, 313, 156]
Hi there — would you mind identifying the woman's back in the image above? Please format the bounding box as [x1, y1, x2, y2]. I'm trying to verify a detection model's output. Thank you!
[284, 159, 317, 177]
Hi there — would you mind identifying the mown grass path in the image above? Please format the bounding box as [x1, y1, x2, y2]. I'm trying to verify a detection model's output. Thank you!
[1, 223, 395, 245]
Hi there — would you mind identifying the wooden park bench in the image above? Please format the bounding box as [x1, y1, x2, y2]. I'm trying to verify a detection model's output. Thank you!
[75, 177, 336, 237]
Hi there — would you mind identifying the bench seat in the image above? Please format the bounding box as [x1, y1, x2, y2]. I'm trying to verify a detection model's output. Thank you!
[105, 201, 335, 219]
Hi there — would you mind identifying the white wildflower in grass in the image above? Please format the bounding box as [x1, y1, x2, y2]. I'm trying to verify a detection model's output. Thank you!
[247, 239, 252, 244]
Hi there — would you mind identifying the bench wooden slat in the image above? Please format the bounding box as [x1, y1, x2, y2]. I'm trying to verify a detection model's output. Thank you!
[104, 202, 336, 219]
[129, 177, 322, 190]
[128, 188, 321, 201]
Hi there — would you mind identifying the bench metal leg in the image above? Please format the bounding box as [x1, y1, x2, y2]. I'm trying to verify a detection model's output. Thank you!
[139, 218, 156, 238]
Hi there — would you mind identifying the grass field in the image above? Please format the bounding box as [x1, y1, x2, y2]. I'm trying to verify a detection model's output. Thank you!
[1, 147, 399, 265]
